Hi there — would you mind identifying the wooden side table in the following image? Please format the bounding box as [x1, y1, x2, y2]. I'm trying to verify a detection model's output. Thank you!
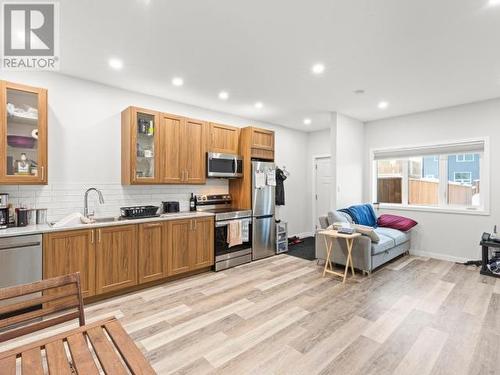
[318, 229, 361, 283]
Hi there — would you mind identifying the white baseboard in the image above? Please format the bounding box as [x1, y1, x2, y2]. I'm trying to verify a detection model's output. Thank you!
[410, 249, 468, 263]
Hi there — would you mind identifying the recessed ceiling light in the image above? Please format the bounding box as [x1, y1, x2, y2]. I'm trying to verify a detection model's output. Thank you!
[311, 63, 325, 75]
[378, 101, 389, 109]
[488, 0, 500, 6]
[303, 118, 312, 125]
[254, 102, 264, 109]
[218, 91, 229, 100]
[108, 58, 123, 70]
[172, 77, 184, 87]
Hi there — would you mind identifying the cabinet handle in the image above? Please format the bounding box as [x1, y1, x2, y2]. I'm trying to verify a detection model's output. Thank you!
[145, 223, 162, 228]
[186, 170, 189, 181]
[97, 229, 101, 243]
[41, 166, 44, 180]
[190, 220, 193, 231]
[91, 230, 94, 244]
[194, 220, 197, 230]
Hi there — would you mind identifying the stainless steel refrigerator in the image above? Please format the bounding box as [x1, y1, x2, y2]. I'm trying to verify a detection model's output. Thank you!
[252, 160, 276, 260]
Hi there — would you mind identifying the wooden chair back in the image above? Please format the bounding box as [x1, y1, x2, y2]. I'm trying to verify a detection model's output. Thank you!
[0, 273, 85, 343]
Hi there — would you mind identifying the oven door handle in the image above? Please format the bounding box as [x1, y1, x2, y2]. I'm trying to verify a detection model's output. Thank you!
[216, 218, 252, 227]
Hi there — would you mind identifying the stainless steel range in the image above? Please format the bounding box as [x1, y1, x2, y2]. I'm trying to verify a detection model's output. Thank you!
[196, 194, 252, 271]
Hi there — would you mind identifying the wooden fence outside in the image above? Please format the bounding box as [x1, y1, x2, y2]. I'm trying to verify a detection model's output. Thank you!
[378, 177, 473, 206]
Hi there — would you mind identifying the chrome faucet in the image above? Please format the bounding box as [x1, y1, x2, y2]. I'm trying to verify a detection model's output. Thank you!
[84, 188, 105, 218]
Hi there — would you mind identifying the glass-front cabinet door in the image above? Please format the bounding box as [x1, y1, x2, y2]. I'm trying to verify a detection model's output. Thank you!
[0, 81, 48, 184]
[132, 107, 160, 183]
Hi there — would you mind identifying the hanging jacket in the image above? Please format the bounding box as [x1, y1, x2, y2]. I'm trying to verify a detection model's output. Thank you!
[275, 167, 287, 206]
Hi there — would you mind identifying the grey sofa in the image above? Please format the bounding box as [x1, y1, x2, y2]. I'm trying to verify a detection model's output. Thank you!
[315, 210, 411, 274]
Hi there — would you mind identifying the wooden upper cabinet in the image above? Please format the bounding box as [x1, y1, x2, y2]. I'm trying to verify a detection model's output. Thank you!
[95, 225, 138, 294]
[229, 126, 275, 209]
[121, 106, 161, 184]
[182, 118, 206, 184]
[167, 219, 192, 275]
[138, 222, 167, 284]
[0, 81, 48, 185]
[208, 123, 239, 154]
[249, 127, 274, 160]
[122, 109, 206, 185]
[160, 113, 184, 183]
[43, 229, 96, 298]
[190, 217, 214, 270]
[251, 127, 274, 150]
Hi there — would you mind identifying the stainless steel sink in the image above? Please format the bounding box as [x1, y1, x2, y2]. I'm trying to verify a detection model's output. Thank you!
[91, 216, 121, 223]
[48, 216, 122, 228]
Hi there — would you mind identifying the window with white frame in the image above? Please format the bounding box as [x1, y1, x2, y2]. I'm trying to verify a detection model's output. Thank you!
[454, 172, 472, 184]
[373, 139, 486, 211]
[456, 153, 475, 162]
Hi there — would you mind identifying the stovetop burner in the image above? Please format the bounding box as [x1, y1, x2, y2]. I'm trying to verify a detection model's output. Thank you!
[195, 194, 252, 221]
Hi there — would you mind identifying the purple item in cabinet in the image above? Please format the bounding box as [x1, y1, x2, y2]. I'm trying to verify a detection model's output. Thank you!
[7, 135, 36, 149]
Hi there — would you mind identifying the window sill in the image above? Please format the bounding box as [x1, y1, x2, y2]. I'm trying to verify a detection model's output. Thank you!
[378, 204, 490, 216]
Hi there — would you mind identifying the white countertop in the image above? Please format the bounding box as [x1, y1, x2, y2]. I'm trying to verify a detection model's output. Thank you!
[0, 211, 214, 238]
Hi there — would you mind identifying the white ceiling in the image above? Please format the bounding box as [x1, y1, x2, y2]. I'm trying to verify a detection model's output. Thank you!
[59, 0, 500, 131]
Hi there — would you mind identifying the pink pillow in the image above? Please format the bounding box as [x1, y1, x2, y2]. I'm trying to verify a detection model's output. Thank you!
[377, 214, 417, 231]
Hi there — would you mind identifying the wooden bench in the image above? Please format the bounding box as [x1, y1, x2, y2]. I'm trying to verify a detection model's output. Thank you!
[0, 273, 156, 374]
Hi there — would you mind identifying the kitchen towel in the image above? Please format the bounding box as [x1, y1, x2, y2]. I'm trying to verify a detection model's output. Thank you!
[228, 220, 243, 247]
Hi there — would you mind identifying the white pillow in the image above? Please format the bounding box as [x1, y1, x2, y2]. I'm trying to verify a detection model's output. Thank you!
[354, 224, 380, 243]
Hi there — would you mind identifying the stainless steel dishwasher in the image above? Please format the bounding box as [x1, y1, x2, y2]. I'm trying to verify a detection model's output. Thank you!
[0, 234, 43, 291]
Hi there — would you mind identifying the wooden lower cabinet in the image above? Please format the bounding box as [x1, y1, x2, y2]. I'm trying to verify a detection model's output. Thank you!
[95, 225, 138, 295]
[138, 222, 167, 284]
[191, 217, 214, 270]
[43, 217, 213, 299]
[167, 217, 214, 275]
[167, 219, 192, 275]
[43, 229, 96, 298]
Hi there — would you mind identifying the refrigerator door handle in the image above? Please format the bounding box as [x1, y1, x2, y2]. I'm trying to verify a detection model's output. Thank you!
[254, 214, 274, 219]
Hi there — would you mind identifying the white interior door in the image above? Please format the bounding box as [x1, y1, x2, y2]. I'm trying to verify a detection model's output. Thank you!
[314, 156, 332, 229]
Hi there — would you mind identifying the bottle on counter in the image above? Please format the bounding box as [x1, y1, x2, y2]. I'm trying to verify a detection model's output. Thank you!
[189, 193, 196, 211]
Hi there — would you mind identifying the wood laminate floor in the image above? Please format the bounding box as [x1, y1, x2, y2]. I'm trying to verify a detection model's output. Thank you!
[2, 254, 499, 374]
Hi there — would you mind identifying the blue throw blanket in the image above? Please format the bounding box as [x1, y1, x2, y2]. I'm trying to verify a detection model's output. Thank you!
[339, 204, 378, 228]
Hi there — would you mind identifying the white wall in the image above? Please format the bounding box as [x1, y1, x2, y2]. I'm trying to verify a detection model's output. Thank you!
[306, 128, 331, 232]
[0, 72, 309, 236]
[336, 113, 364, 208]
[364, 98, 500, 261]
[304, 112, 364, 233]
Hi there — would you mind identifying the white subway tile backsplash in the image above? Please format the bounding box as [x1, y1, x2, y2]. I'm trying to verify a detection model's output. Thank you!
[2, 179, 228, 222]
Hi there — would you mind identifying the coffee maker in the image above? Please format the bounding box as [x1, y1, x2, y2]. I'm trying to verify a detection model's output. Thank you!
[0, 193, 9, 229]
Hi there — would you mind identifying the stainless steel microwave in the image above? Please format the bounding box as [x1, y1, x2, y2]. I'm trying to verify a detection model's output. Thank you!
[207, 152, 243, 178]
